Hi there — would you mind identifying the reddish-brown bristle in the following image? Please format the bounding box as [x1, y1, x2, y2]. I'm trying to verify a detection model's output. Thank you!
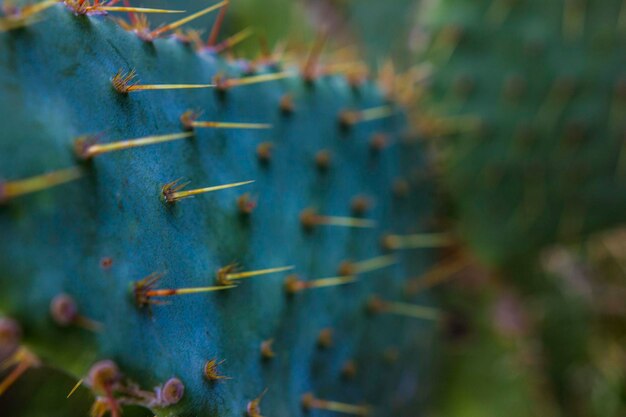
[237, 193, 257, 215]
[317, 328, 333, 349]
[341, 360, 357, 379]
[280, 94, 295, 114]
[0, 348, 40, 396]
[206, 1, 229, 46]
[260, 339, 275, 360]
[350, 195, 372, 215]
[369, 133, 389, 153]
[256, 142, 273, 164]
[392, 178, 410, 198]
[0, 318, 21, 360]
[314, 150, 332, 171]
[337, 260, 357, 277]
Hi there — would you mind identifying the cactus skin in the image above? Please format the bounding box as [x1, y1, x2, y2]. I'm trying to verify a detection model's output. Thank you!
[0, 4, 436, 417]
[422, 0, 626, 266]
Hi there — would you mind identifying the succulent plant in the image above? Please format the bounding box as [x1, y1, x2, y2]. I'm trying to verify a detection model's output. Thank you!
[0, 2, 439, 416]
[421, 0, 626, 266]
[417, 2, 626, 416]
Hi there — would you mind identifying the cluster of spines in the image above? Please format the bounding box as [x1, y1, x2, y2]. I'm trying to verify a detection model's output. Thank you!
[0, 1, 455, 415]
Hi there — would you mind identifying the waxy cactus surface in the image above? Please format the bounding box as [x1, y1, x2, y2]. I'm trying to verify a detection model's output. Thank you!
[0, 2, 439, 416]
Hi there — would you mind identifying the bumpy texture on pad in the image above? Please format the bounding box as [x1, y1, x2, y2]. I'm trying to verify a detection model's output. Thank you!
[0, 3, 436, 416]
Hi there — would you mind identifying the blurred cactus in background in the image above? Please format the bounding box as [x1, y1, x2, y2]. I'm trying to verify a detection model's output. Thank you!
[421, 0, 626, 265]
[418, 1, 626, 416]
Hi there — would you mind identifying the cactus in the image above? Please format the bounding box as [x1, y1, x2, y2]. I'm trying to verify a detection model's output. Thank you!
[421, 0, 626, 266]
[0, 2, 438, 416]
[417, 2, 626, 415]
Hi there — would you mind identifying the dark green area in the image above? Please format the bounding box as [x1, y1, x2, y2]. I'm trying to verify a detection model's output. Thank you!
[423, 0, 626, 266]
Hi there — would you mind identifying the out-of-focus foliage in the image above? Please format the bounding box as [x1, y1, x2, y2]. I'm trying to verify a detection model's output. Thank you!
[421, 0, 626, 266]
[430, 231, 626, 417]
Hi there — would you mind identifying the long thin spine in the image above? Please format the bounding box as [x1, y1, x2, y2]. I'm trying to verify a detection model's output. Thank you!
[352, 255, 397, 274]
[223, 72, 293, 88]
[340, 106, 395, 127]
[97, 7, 184, 14]
[127, 84, 214, 92]
[227, 266, 295, 280]
[302, 33, 328, 80]
[0, 348, 39, 396]
[0, 0, 57, 31]
[146, 285, 235, 297]
[111, 69, 214, 94]
[307, 276, 357, 289]
[78, 132, 193, 159]
[302, 393, 370, 416]
[313, 400, 369, 416]
[213, 27, 254, 52]
[74, 316, 103, 332]
[384, 302, 440, 321]
[0, 167, 82, 203]
[164, 180, 254, 202]
[316, 216, 377, 228]
[370, 297, 440, 321]
[150, 0, 228, 38]
[406, 256, 470, 294]
[0, 360, 31, 396]
[20, 0, 58, 16]
[190, 121, 271, 129]
[67, 379, 84, 398]
[359, 106, 394, 122]
[285, 275, 357, 294]
[383, 233, 453, 250]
